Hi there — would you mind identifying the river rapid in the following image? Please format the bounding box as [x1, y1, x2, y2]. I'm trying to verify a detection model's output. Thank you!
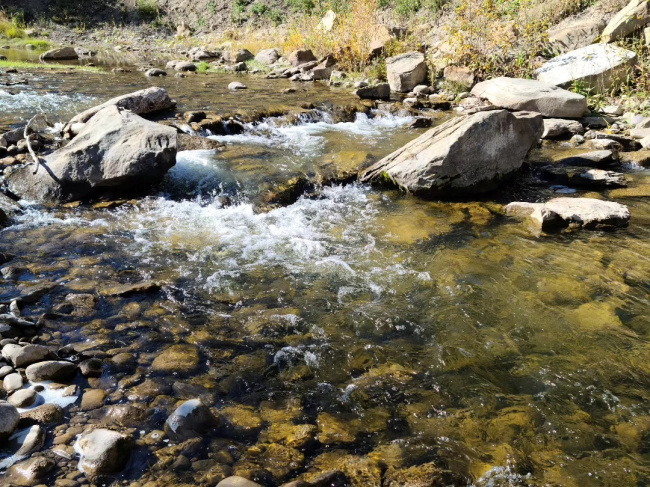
[1, 49, 650, 487]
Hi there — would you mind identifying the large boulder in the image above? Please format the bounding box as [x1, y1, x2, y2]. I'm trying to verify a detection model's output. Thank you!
[601, 0, 650, 42]
[288, 49, 317, 67]
[224, 49, 254, 63]
[6, 106, 177, 203]
[534, 43, 637, 92]
[40, 47, 78, 61]
[505, 197, 630, 231]
[361, 110, 543, 197]
[547, 17, 607, 53]
[255, 48, 280, 65]
[386, 52, 427, 92]
[75, 429, 133, 478]
[471, 77, 587, 118]
[2, 343, 50, 368]
[5, 456, 55, 487]
[63, 87, 175, 136]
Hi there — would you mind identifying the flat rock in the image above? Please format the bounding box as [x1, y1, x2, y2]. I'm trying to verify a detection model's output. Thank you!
[228, 81, 248, 90]
[541, 166, 627, 188]
[547, 17, 606, 53]
[535, 44, 637, 92]
[620, 150, 650, 166]
[471, 77, 587, 118]
[505, 197, 630, 231]
[542, 118, 585, 139]
[361, 110, 543, 197]
[386, 52, 427, 92]
[81, 389, 107, 411]
[555, 150, 618, 167]
[26, 360, 77, 382]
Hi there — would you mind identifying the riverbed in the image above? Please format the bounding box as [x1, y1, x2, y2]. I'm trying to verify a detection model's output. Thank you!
[1, 50, 650, 487]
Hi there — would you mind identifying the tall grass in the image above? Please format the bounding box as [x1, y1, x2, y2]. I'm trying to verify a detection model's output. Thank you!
[0, 11, 25, 39]
[283, 0, 417, 72]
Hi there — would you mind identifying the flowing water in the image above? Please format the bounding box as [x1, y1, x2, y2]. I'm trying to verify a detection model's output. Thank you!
[1, 53, 650, 487]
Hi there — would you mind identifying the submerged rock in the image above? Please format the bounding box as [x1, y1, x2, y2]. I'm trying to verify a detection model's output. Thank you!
[361, 110, 543, 197]
[151, 344, 200, 373]
[505, 197, 630, 231]
[165, 399, 218, 441]
[6, 106, 177, 203]
[471, 77, 587, 117]
[5, 456, 55, 486]
[76, 428, 133, 478]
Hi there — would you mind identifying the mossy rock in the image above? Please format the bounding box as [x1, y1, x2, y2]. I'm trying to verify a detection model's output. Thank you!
[218, 405, 265, 439]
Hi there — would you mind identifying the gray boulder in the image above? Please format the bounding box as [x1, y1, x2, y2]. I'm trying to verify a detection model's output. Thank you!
[25, 360, 77, 382]
[505, 197, 630, 231]
[542, 119, 585, 139]
[471, 77, 587, 117]
[165, 399, 218, 441]
[145, 68, 166, 77]
[224, 49, 254, 63]
[64, 87, 175, 134]
[547, 17, 606, 53]
[0, 402, 19, 441]
[355, 83, 391, 100]
[2, 343, 50, 368]
[76, 429, 133, 478]
[174, 61, 196, 72]
[7, 106, 177, 203]
[3, 373, 23, 393]
[361, 110, 543, 197]
[601, 0, 650, 42]
[534, 44, 637, 92]
[386, 52, 427, 92]
[40, 47, 78, 61]
[255, 48, 280, 65]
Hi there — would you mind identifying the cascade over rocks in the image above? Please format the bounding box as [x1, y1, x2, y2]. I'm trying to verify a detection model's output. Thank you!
[361, 109, 543, 197]
[534, 44, 637, 92]
[471, 77, 587, 118]
[6, 106, 177, 203]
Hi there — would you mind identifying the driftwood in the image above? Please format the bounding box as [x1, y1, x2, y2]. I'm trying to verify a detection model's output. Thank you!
[24, 113, 48, 175]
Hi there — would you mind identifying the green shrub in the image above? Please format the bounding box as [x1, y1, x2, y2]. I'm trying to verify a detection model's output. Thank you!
[251, 2, 268, 15]
[231, 0, 249, 23]
[395, 0, 421, 16]
[286, 0, 316, 13]
[268, 9, 285, 24]
[136, 0, 159, 19]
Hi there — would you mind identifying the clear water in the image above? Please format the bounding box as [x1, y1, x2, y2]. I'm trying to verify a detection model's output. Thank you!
[1, 55, 649, 487]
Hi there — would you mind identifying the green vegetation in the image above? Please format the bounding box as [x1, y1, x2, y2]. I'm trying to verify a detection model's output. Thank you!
[0, 59, 103, 72]
[136, 0, 160, 19]
[232, 0, 251, 23]
[195, 61, 210, 72]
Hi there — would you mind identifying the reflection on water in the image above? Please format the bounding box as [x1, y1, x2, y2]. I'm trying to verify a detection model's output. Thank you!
[1, 54, 650, 486]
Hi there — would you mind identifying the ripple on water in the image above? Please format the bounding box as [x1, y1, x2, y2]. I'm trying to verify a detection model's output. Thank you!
[0, 89, 96, 123]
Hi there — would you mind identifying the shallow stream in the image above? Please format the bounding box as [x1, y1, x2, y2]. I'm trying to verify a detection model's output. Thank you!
[1, 52, 650, 487]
